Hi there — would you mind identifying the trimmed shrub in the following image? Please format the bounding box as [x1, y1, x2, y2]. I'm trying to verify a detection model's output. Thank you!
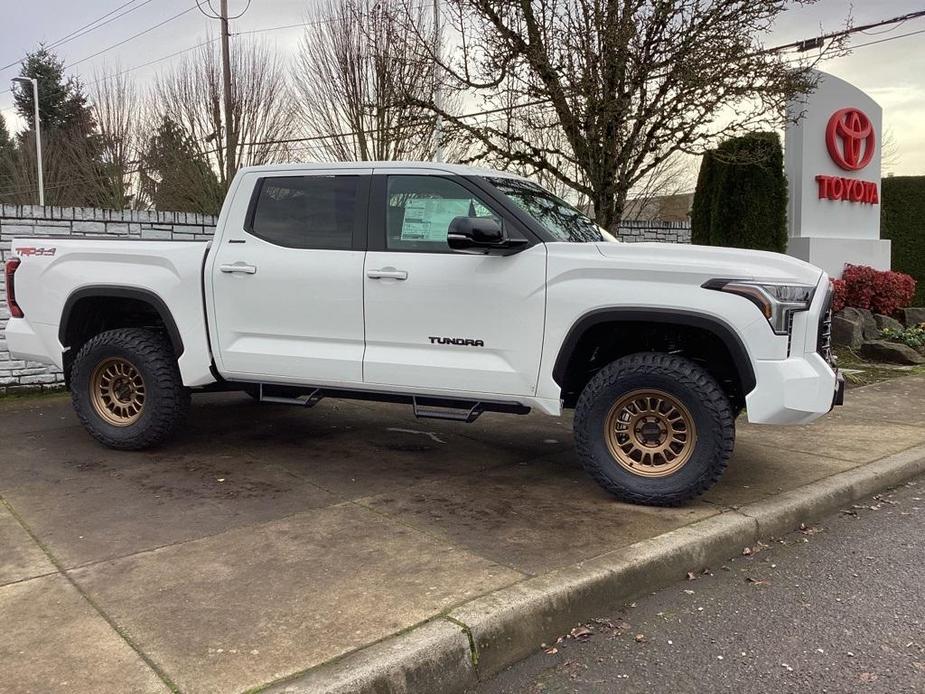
[690, 132, 788, 252]
[690, 151, 715, 246]
[836, 264, 917, 317]
[881, 176, 925, 305]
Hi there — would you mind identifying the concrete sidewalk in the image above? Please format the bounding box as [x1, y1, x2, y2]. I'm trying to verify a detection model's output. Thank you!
[2, 376, 924, 693]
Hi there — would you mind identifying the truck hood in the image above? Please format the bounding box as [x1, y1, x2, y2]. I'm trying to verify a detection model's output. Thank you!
[594, 241, 825, 286]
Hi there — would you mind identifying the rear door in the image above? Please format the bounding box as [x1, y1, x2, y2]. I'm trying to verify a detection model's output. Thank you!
[208, 169, 370, 384]
[362, 171, 547, 397]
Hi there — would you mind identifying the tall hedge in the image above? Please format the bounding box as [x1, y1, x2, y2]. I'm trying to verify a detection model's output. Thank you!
[881, 176, 925, 305]
[690, 150, 715, 246]
[691, 132, 788, 253]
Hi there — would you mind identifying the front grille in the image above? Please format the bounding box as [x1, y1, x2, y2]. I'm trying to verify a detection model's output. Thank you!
[817, 288, 834, 364]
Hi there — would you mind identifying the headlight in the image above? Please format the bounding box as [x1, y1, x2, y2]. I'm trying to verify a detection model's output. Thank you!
[704, 279, 815, 335]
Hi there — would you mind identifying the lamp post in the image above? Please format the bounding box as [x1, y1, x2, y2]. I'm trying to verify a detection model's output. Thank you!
[11, 77, 44, 207]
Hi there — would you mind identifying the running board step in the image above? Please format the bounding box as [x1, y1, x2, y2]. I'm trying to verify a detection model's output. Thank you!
[259, 385, 322, 407]
[412, 397, 484, 423]
[248, 384, 531, 421]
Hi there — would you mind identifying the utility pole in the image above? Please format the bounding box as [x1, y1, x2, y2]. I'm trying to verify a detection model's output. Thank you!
[220, 0, 235, 185]
[197, 0, 247, 184]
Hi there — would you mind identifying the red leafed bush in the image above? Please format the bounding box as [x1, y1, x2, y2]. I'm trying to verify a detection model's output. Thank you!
[836, 265, 917, 316]
[832, 278, 847, 313]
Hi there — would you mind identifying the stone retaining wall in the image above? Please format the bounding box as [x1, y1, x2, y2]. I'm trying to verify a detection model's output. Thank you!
[616, 219, 692, 244]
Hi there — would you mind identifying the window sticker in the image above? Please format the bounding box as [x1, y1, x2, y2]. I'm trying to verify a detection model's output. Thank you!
[400, 197, 474, 241]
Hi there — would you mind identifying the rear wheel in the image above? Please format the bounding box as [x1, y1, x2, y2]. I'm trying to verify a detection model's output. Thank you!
[71, 328, 190, 450]
[573, 352, 735, 506]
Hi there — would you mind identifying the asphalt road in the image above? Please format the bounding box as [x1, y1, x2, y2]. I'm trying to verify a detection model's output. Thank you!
[473, 476, 925, 694]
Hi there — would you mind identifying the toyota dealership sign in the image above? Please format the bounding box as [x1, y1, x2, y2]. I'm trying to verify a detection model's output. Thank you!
[785, 70, 890, 276]
[817, 108, 879, 204]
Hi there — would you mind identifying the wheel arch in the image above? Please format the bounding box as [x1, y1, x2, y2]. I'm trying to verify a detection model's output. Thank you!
[59, 286, 185, 360]
[553, 308, 757, 408]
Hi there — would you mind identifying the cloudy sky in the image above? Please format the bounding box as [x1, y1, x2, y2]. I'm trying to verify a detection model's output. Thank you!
[0, 0, 922, 175]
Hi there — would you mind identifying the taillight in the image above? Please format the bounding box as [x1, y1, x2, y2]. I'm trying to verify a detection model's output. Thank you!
[4, 258, 23, 318]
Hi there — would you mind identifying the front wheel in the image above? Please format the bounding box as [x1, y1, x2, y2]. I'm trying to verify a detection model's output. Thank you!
[70, 328, 190, 450]
[573, 352, 735, 506]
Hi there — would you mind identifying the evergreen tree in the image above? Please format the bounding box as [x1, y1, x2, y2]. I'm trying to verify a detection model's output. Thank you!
[139, 116, 223, 214]
[10, 46, 105, 206]
[0, 115, 15, 203]
[690, 132, 788, 253]
[14, 46, 95, 132]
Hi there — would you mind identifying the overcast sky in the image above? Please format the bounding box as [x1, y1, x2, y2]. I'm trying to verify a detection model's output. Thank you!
[0, 0, 922, 175]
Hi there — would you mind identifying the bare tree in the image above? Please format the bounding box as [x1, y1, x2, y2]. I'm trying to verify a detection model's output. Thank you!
[405, 0, 843, 231]
[152, 37, 295, 188]
[90, 68, 144, 208]
[881, 126, 900, 176]
[293, 0, 448, 161]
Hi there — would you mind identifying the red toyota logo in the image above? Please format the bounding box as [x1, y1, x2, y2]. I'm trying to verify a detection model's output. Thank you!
[825, 108, 876, 171]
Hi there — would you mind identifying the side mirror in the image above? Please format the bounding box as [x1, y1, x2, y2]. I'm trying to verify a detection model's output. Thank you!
[447, 216, 528, 253]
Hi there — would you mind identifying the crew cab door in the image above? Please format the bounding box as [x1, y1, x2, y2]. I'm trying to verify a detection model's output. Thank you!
[207, 169, 370, 384]
[362, 172, 546, 397]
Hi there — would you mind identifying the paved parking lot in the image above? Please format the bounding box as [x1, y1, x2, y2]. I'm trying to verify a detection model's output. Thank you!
[2, 376, 925, 693]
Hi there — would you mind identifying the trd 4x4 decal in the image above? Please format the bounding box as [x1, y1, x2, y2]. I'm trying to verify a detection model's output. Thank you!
[15, 247, 57, 257]
[428, 336, 485, 347]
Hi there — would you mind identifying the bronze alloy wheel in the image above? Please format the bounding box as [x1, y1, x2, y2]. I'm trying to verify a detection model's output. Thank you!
[90, 357, 146, 427]
[604, 389, 697, 477]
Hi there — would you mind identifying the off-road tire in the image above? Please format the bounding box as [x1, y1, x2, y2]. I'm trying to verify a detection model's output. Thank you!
[573, 352, 735, 506]
[71, 328, 190, 450]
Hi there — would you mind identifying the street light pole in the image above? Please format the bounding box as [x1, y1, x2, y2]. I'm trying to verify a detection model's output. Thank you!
[432, 0, 443, 162]
[11, 77, 44, 206]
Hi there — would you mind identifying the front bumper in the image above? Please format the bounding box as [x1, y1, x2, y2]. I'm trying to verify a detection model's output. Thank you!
[746, 352, 839, 425]
[745, 275, 842, 425]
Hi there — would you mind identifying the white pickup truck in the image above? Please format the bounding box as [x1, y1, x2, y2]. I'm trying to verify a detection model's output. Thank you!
[5, 162, 843, 505]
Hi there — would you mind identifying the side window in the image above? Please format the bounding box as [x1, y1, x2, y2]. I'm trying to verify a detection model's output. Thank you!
[249, 175, 359, 250]
[386, 175, 500, 251]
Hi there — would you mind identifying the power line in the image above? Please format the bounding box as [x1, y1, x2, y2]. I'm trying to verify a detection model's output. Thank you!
[48, 0, 161, 53]
[848, 26, 925, 51]
[770, 8, 925, 53]
[86, 39, 220, 86]
[0, 0, 150, 72]
[64, 4, 202, 71]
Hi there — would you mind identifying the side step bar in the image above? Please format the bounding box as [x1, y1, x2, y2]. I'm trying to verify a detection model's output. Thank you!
[253, 383, 530, 422]
[259, 385, 323, 407]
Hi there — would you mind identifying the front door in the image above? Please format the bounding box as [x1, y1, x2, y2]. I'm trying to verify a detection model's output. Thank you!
[209, 169, 370, 385]
[362, 173, 547, 397]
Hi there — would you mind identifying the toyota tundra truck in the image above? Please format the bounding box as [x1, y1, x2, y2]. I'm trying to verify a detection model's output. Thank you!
[4, 162, 844, 505]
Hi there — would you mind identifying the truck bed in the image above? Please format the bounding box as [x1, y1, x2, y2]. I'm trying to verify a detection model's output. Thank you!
[5, 238, 217, 387]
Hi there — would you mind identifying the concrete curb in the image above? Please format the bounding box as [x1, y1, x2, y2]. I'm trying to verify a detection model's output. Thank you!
[260, 443, 925, 694]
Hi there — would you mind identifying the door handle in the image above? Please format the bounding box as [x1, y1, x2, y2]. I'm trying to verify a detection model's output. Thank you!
[220, 263, 257, 275]
[367, 269, 408, 280]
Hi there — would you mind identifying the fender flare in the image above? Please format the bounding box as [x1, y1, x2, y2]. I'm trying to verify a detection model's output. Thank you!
[552, 307, 757, 395]
[59, 286, 185, 357]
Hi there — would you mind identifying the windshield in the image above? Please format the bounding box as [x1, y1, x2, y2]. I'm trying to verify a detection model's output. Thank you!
[485, 177, 612, 243]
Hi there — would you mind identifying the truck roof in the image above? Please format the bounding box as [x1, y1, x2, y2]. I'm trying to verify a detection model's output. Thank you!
[237, 161, 529, 180]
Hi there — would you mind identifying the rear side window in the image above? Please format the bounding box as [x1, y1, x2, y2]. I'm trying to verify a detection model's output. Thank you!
[248, 175, 359, 249]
